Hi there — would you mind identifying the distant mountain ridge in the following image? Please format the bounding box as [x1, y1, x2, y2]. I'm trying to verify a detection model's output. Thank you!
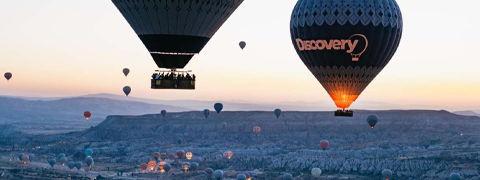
[453, 110, 480, 117]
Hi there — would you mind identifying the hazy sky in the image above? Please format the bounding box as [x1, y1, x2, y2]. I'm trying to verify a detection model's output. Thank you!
[0, 0, 479, 111]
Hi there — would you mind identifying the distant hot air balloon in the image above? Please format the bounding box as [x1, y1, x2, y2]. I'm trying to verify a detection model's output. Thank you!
[190, 162, 198, 172]
[274, 109, 282, 118]
[382, 169, 393, 180]
[214, 103, 223, 114]
[320, 140, 329, 151]
[367, 114, 379, 129]
[193, 157, 203, 164]
[111, 0, 244, 81]
[204, 109, 210, 118]
[85, 149, 93, 157]
[158, 161, 166, 173]
[28, 154, 35, 162]
[148, 161, 156, 171]
[84, 111, 92, 120]
[67, 161, 75, 170]
[123, 86, 131, 96]
[283, 173, 293, 180]
[182, 162, 190, 172]
[48, 158, 56, 168]
[85, 156, 94, 167]
[168, 153, 176, 162]
[17, 153, 23, 161]
[75, 161, 82, 170]
[450, 173, 461, 180]
[161, 110, 167, 117]
[312, 168, 322, 178]
[237, 174, 247, 180]
[239, 41, 247, 50]
[215, 154, 223, 161]
[60, 157, 67, 166]
[22, 154, 29, 164]
[243, 172, 251, 180]
[4, 72, 12, 81]
[290, 0, 403, 116]
[140, 163, 148, 172]
[186, 152, 193, 160]
[160, 153, 167, 161]
[253, 126, 261, 135]
[223, 151, 233, 160]
[123, 68, 130, 77]
[177, 138, 183, 144]
[177, 150, 185, 159]
[153, 152, 161, 161]
[163, 163, 171, 173]
[57, 153, 66, 160]
[214, 170, 224, 180]
[221, 122, 228, 130]
[205, 168, 214, 176]
[247, 171, 254, 178]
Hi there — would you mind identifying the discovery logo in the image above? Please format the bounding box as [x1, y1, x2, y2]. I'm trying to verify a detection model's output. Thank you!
[295, 34, 368, 61]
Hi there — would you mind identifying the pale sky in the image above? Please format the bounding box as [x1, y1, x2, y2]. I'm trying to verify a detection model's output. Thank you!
[0, 0, 479, 111]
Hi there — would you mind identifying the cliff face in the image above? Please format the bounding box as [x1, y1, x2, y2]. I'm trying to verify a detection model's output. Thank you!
[68, 110, 480, 180]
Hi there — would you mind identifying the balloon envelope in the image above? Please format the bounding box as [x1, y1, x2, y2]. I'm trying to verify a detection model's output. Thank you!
[75, 161, 83, 170]
[253, 126, 261, 135]
[205, 168, 214, 175]
[28, 154, 35, 162]
[163, 163, 171, 172]
[177, 150, 185, 159]
[161, 110, 167, 117]
[214, 170, 224, 180]
[312, 168, 322, 177]
[22, 154, 29, 164]
[221, 122, 228, 129]
[367, 114, 379, 129]
[85, 149, 93, 156]
[450, 173, 461, 180]
[190, 162, 198, 171]
[382, 169, 393, 180]
[48, 159, 56, 168]
[57, 153, 66, 160]
[160, 153, 167, 161]
[140, 163, 148, 172]
[204, 109, 210, 118]
[4, 72, 12, 81]
[123, 68, 130, 77]
[274, 109, 282, 118]
[85, 156, 94, 166]
[237, 174, 247, 180]
[214, 103, 223, 114]
[283, 173, 293, 180]
[290, 0, 403, 110]
[112, 0, 244, 69]
[60, 157, 68, 166]
[320, 140, 329, 150]
[239, 41, 246, 50]
[67, 161, 75, 169]
[123, 86, 131, 96]
[84, 111, 92, 120]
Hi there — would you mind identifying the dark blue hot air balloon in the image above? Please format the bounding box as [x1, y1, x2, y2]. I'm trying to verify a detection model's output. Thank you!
[214, 103, 223, 114]
[48, 158, 56, 168]
[290, 0, 403, 117]
[450, 173, 461, 180]
[161, 110, 167, 117]
[367, 114, 379, 129]
[85, 149, 93, 157]
[163, 163, 171, 173]
[274, 109, 282, 118]
[123, 86, 131, 96]
[204, 109, 210, 118]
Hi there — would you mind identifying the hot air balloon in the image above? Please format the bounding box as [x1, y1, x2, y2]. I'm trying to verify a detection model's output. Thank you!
[214, 170, 224, 180]
[312, 168, 322, 178]
[247, 171, 254, 178]
[239, 41, 247, 50]
[48, 158, 56, 168]
[205, 168, 214, 176]
[367, 114, 379, 129]
[190, 162, 198, 172]
[163, 163, 171, 173]
[177, 150, 185, 159]
[320, 140, 329, 151]
[221, 122, 228, 130]
[223, 151, 233, 160]
[243, 172, 251, 180]
[123, 68, 130, 77]
[215, 154, 223, 161]
[158, 161, 166, 173]
[85, 149, 93, 157]
[60, 157, 68, 166]
[57, 153, 66, 160]
[85, 156, 94, 167]
[237, 174, 247, 180]
[153, 152, 161, 161]
[253, 126, 261, 135]
[193, 157, 203, 164]
[22, 154, 29, 164]
[274, 109, 282, 118]
[17, 153, 23, 161]
[214, 103, 223, 114]
[148, 161, 156, 171]
[123, 86, 131, 96]
[177, 138, 183, 144]
[112, 0, 244, 89]
[186, 152, 193, 160]
[290, 0, 403, 117]
[67, 161, 75, 170]
[140, 163, 148, 172]
[204, 109, 210, 118]
[84, 111, 92, 120]
[168, 153, 176, 163]
[182, 162, 190, 172]
[160, 153, 167, 161]
[283, 173, 293, 180]
[382, 169, 393, 180]
[28, 154, 35, 162]
[4, 72, 12, 81]
[75, 161, 83, 170]
[161, 110, 167, 117]
[450, 173, 461, 180]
